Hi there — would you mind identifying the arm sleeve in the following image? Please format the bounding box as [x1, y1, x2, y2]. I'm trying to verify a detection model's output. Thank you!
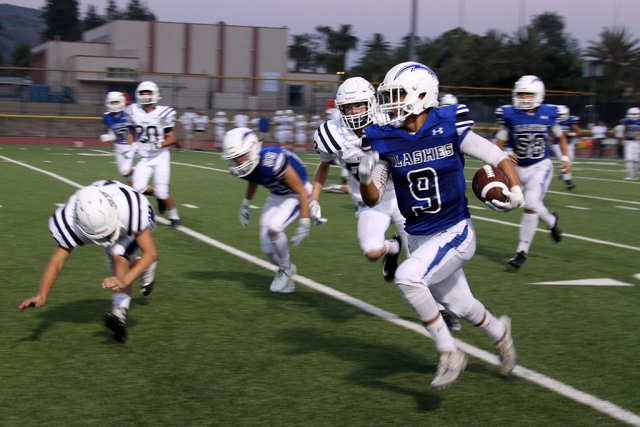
[370, 159, 391, 199]
[460, 131, 508, 167]
[551, 124, 564, 137]
[496, 126, 510, 141]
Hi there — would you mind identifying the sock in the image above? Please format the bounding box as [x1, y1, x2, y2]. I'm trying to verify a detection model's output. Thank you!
[384, 238, 400, 256]
[111, 293, 131, 318]
[475, 311, 507, 343]
[270, 231, 291, 268]
[424, 315, 457, 353]
[168, 208, 180, 220]
[517, 213, 538, 254]
[537, 205, 554, 227]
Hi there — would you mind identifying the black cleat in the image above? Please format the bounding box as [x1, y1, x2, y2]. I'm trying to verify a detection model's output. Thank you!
[549, 212, 562, 242]
[440, 310, 461, 332]
[157, 198, 167, 215]
[140, 280, 155, 296]
[167, 219, 181, 229]
[508, 251, 527, 269]
[565, 181, 575, 190]
[104, 312, 127, 343]
[382, 234, 402, 282]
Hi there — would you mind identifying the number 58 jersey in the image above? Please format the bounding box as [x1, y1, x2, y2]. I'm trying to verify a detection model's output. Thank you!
[496, 104, 562, 167]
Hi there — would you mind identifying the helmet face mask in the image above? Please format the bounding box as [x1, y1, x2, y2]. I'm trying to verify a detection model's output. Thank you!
[375, 62, 440, 128]
[75, 187, 121, 247]
[136, 81, 161, 106]
[335, 77, 376, 130]
[627, 107, 640, 120]
[221, 127, 262, 177]
[105, 92, 126, 113]
[512, 75, 545, 110]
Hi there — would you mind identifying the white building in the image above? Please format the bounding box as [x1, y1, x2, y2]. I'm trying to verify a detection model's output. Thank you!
[30, 20, 340, 111]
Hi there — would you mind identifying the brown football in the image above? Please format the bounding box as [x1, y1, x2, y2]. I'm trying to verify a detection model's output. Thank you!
[472, 165, 510, 203]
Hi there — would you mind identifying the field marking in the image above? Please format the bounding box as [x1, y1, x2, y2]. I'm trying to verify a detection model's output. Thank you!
[566, 206, 591, 210]
[181, 204, 199, 209]
[616, 206, 640, 211]
[531, 279, 634, 286]
[634, 274, 640, 280]
[3, 153, 640, 426]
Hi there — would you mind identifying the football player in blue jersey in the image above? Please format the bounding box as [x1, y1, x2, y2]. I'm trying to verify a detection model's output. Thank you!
[221, 127, 313, 294]
[551, 106, 581, 189]
[18, 180, 158, 343]
[100, 92, 136, 185]
[358, 61, 523, 390]
[622, 107, 640, 180]
[495, 75, 571, 269]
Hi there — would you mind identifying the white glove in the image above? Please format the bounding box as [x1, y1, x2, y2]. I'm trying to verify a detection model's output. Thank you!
[561, 155, 571, 174]
[239, 198, 251, 227]
[308, 200, 327, 225]
[358, 151, 379, 185]
[150, 141, 162, 150]
[290, 218, 310, 246]
[100, 132, 116, 143]
[485, 185, 524, 212]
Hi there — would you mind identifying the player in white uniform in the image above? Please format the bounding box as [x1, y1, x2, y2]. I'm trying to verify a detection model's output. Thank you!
[221, 128, 313, 293]
[359, 61, 522, 390]
[311, 77, 407, 282]
[495, 75, 570, 269]
[294, 115, 308, 145]
[273, 110, 287, 143]
[127, 81, 182, 228]
[179, 107, 196, 149]
[18, 180, 158, 343]
[100, 92, 136, 185]
[213, 112, 228, 142]
[283, 110, 295, 143]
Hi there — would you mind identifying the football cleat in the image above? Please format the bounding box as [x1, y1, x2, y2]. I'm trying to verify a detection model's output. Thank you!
[508, 251, 527, 269]
[167, 219, 181, 229]
[381, 234, 402, 282]
[430, 349, 467, 390]
[565, 182, 575, 190]
[494, 315, 517, 376]
[549, 212, 562, 242]
[104, 307, 127, 343]
[157, 198, 167, 215]
[270, 264, 296, 293]
[440, 310, 461, 332]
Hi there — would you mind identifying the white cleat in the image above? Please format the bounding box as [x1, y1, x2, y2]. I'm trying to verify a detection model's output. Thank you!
[430, 349, 467, 391]
[270, 264, 296, 293]
[495, 315, 517, 376]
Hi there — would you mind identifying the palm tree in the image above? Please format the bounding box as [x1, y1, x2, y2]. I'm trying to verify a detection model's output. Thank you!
[351, 33, 394, 82]
[316, 25, 358, 73]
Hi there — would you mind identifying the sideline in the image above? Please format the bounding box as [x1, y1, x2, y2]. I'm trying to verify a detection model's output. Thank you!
[2, 152, 640, 427]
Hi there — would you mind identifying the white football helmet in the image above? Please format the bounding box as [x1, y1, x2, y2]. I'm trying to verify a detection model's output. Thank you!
[439, 93, 458, 106]
[296, 115, 305, 121]
[335, 77, 376, 130]
[105, 92, 126, 113]
[376, 61, 440, 127]
[311, 115, 321, 121]
[75, 186, 121, 247]
[135, 81, 161, 105]
[626, 107, 640, 120]
[275, 110, 284, 116]
[284, 109, 293, 116]
[557, 105, 570, 121]
[216, 111, 226, 117]
[221, 127, 262, 177]
[512, 75, 545, 110]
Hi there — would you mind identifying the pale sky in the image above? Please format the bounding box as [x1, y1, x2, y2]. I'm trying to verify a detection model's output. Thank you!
[6, 0, 639, 64]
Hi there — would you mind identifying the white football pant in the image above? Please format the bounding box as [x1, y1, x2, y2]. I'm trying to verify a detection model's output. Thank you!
[132, 149, 171, 199]
[114, 143, 137, 177]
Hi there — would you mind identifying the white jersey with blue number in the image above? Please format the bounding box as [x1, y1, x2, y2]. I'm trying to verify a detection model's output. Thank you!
[126, 104, 176, 157]
[365, 104, 474, 236]
[49, 180, 156, 250]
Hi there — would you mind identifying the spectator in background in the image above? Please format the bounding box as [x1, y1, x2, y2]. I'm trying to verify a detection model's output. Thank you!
[233, 110, 250, 128]
[258, 113, 271, 141]
[614, 119, 626, 159]
[294, 115, 308, 145]
[592, 121, 608, 158]
[192, 109, 209, 151]
[179, 107, 196, 150]
[213, 112, 227, 142]
[250, 112, 261, 133]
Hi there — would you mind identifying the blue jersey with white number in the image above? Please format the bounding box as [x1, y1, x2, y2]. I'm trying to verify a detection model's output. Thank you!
[496, 104, 561, 167]
[365, 105, 471, 236]
[103, 111, 131, 144]
[241, 146, 308, 196]
[560, 115, 579, 134]
[623, 118, 640, 141]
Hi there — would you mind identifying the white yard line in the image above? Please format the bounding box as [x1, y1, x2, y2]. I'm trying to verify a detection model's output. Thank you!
[3, 153, 640, 426]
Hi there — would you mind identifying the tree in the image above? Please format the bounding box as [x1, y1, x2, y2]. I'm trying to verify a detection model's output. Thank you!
[289, 34, 317, 72]
[82, 4, 107, 32]
[350, 33, 395, 82]
[125, 0, 156, 21]
[41, 0, 81, 41]
[105, 0, 123, 21]
[315, 25, 358, 73]
[12, 42, 32, 68]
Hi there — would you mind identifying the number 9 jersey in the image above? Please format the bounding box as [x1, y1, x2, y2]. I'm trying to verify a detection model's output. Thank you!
[495, 104, 563, 167]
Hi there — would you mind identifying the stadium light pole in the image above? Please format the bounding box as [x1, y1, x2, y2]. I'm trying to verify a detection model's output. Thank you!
[408, 0, 418, 61]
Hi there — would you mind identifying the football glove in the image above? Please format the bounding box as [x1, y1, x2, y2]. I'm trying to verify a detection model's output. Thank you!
[358, 151, 379, 185]
[309, 200, 327, 225]
[485, 185, 523, 212]
[239, 198, 251, 227]
[290, 218, 310, 246]
[99, 132, 116, 143]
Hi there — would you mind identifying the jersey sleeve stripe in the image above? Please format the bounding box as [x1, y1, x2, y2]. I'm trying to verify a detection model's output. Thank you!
[53, 206, 84, 247]
[160, 107, 176, 118]
[117, 187, 137, 235]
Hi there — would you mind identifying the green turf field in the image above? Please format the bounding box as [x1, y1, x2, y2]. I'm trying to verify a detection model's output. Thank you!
[1, 145, 639, 426]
